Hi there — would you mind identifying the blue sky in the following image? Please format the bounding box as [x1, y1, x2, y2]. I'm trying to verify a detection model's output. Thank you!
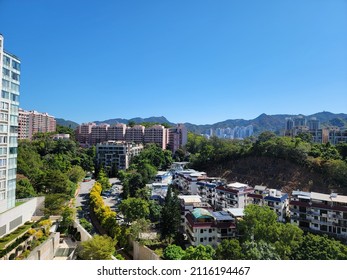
[1, 0, 346, 125]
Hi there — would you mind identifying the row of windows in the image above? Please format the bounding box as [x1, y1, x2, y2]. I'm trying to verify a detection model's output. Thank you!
[2, 68, 19, 81]
[2, 55, 20, 71]
[1, 90, 20, 102]
[1, 79, 19, 92]
[0, 136, 16, 144]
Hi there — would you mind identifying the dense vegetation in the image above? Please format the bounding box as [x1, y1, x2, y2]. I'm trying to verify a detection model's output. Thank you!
[16, 130, 95, 216]
[186, 132, 347, 194]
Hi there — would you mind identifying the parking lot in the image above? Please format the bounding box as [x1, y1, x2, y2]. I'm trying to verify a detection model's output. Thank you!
[101, 178, 124, 223]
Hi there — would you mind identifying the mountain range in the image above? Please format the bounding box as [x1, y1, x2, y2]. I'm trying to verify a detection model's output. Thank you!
[56, 111, 347, 135]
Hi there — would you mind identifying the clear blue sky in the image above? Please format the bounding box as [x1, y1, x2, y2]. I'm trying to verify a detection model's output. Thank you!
[1, 0, 346, 125]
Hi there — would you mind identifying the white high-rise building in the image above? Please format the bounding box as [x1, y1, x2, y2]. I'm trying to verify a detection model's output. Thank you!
[0, 34, 20, 213]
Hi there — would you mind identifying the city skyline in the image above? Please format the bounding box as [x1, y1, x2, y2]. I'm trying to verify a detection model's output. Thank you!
[0, 0, 346, 125]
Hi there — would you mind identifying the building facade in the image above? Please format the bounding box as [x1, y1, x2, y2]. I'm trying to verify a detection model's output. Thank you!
[0, 34, 20, 213]
[185, 208, 236, 247]
[96, 141, 143, 170]
[75, 122, 188, 152]
[18, 109, 56, 139]
[144, 125, 167, 149]
[290, 191, 347, 240]
[168, 124, 188, 153]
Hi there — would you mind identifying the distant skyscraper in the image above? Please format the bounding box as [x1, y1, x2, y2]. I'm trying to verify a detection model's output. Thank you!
[307, 117, 320, 131]
[293, 115, 306, 127]
[0, 34, 20, 212]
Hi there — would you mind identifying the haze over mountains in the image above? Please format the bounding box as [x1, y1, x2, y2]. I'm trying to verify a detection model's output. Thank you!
[57, 111, 347, 135]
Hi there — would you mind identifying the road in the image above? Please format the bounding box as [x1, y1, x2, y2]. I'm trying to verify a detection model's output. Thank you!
[75, 178, 124, 226]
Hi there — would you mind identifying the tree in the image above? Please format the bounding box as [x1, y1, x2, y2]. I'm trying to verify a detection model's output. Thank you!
[160, 186, 181, 242]
[97, 167, 111, 190]
[238, 204, 278, 242]
[163, 244, 186, 260]
[242, 240, 281, 260]
[119, 197, 150, 223]
[43, 193, 70, 215]
[215, 239, 243, 260]
[292, 233, 347, 260]
[60, 206, 75, 233]
[127, 172, 144, 197]
[77, 235, 116, 260]
[38, 169, 72, 195]
[16, 177, 37, 198]
[129, 218, 151, 241]
[148, 200, 162, 223]
[238, 204, 303, 260]
[182, 245, 215, 260]
[67, 165, 86, 183]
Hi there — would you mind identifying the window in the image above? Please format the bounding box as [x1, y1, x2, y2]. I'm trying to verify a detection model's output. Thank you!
[209, 237, 212, 242]
[200, 238, 203, 242]
[0, 136, 7, 144]
[209, 229, 212, 233]
[11, 72, 19, 81]
[2, 79, 10, 89]
[1, 90, 9, 99]
[200, 229, 204, 234]
[9, 136, 17, 145]
[1, 102, 9, 110]
[11, 83, 19, 92]
[8, 168, 16, 178]
[10, 105, 18, 114]
[0, 113, 8, 121]
[3, 55, 10, 66]
[2, 68, 10, 77]
[12, 60, 20, 71]
[10, 93, 19, 102]
[10, 115, 17, 124]
[9, 147, 17, 154]
[0, 147, 6, 155]
[0, 124, 7, 133]
[0, 158, 6, 167]
[10, 126, 17, 133]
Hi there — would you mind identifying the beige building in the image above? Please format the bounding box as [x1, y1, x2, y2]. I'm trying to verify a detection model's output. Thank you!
[90, 123, 109, 145]
[144, 125, 168, 149]
[18, 109, 56, 139]
[168, 123, 188, 153]
[75, 122, 96, 144]
[107, 123, 126, 141]
[125, 125, 145, 143]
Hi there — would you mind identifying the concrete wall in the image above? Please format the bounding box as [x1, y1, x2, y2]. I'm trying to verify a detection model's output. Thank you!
[132, 241, 160, 260]
[73, 220, 92, 242]
[26, 232, 60, 260]
[0, 197, 45, 237]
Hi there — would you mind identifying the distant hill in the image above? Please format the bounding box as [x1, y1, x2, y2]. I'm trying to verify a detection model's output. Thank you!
[94, 116, 175, 126]
[184, 112, 347, 135]
[56, 111, 347, 134]
[56, 118, 79, 129]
